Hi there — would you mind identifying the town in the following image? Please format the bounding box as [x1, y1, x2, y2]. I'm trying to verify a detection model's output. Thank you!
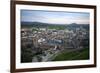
[21, 23, 89, 62]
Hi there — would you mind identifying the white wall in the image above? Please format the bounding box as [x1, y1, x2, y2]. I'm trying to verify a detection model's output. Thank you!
[0, 0, 100, 73]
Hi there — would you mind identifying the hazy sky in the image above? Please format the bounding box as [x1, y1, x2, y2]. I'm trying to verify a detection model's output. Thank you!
[21, 10, 90, 24]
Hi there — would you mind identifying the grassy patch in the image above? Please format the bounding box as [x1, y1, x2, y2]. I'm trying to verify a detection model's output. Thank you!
[52, 48, 89, 61]
[48, 26, 66, 30]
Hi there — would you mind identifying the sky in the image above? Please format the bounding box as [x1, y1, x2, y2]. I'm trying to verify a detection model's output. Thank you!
[21, 10, 90, 24]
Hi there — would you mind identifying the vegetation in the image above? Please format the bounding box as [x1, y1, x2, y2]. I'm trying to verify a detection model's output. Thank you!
[48, 26, 66, 30]
[52, 48, 89, 61]
[21, 44, 34, 63]
[32, 27, 38, 32]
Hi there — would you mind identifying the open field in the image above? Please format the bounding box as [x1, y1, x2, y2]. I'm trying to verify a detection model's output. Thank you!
[52, 48, 89, 61]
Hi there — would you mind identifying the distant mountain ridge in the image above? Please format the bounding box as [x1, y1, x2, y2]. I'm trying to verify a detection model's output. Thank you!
[21, 21, 89, 30]
[21, 21, 89, 26]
